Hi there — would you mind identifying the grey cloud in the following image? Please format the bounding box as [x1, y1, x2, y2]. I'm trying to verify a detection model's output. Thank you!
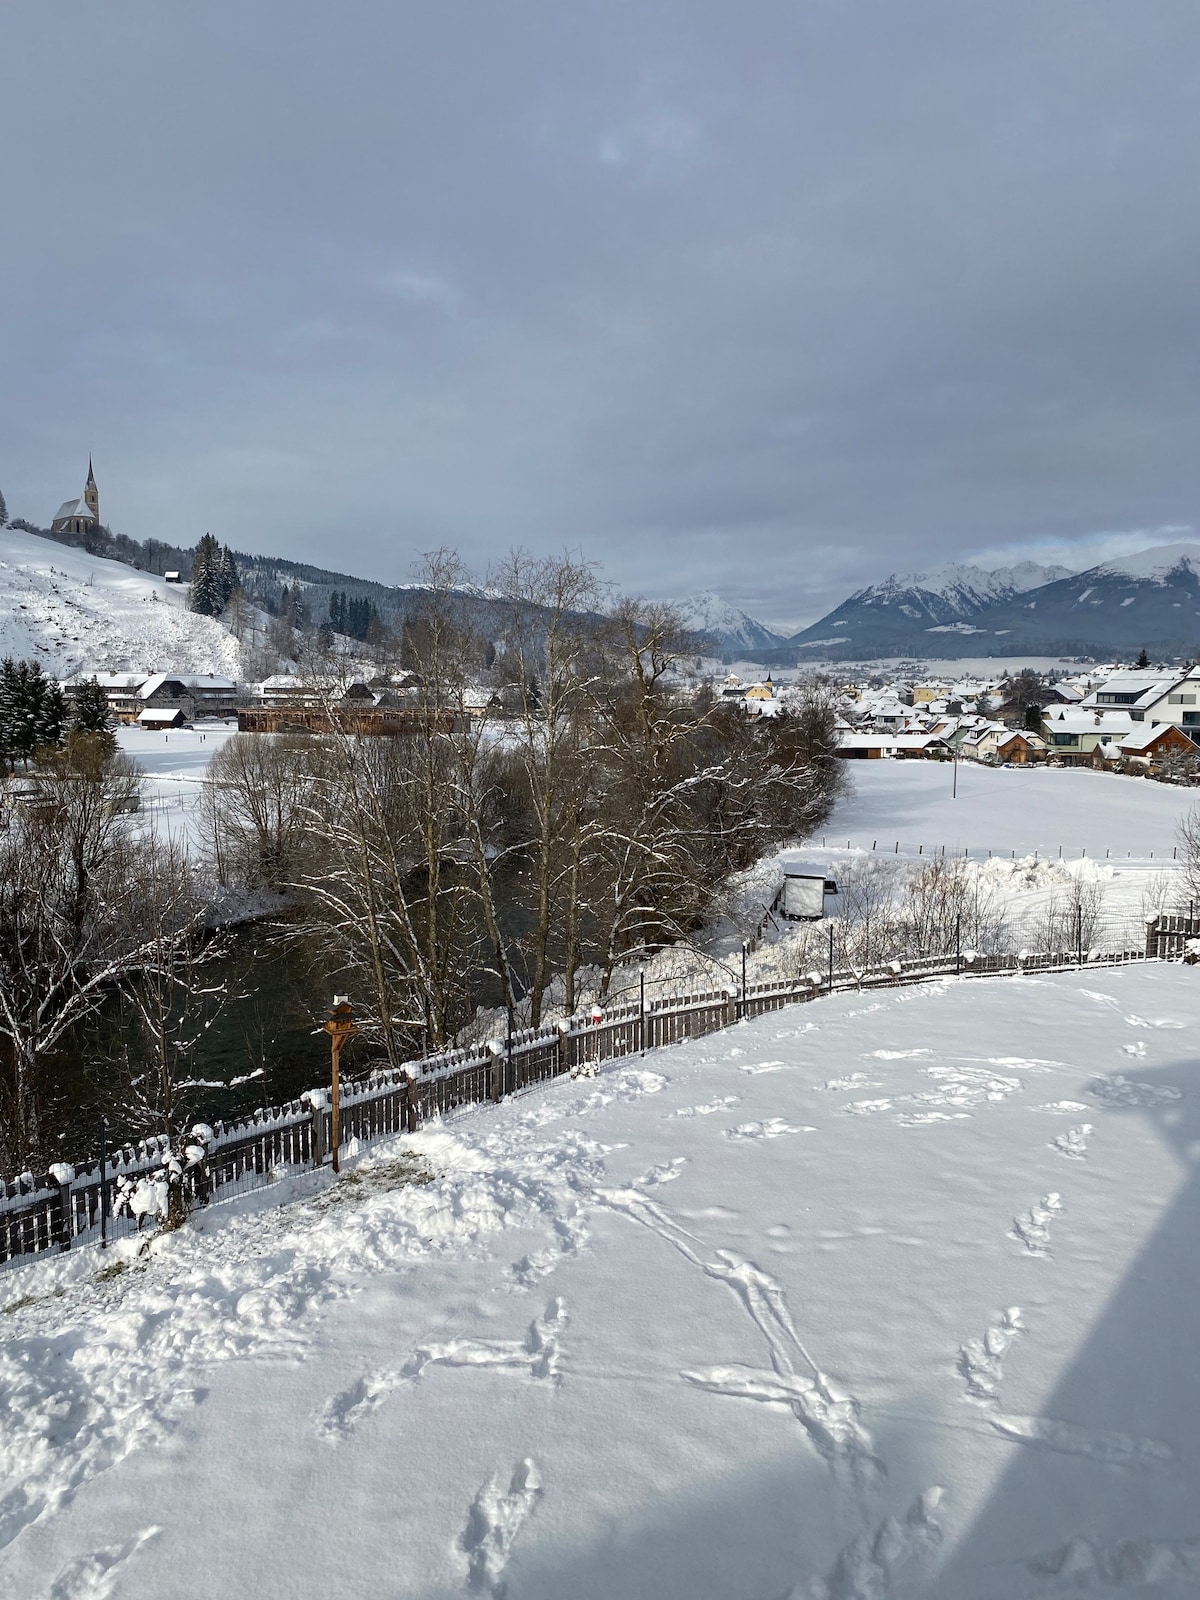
[3, 0, 1200, 628]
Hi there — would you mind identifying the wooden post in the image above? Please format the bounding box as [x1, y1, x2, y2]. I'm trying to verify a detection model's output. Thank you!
[323, 999, 358, 1176]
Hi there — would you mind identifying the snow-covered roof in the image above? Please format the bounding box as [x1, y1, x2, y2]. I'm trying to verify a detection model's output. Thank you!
[51, 497, 96, 524]
[138, 672, 236, 698]
[1043, 709, 1135, 735]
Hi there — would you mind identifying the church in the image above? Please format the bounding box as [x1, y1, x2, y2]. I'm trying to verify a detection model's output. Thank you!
[50, 458, 100, 538]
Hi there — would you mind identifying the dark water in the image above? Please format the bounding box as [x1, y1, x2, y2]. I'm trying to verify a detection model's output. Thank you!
[51, 925, 379, 1161]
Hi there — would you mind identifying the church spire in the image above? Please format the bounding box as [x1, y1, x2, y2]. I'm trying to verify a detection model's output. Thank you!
[83, 457, 99, 523]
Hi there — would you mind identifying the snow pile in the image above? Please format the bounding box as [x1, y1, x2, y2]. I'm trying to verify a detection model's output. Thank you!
[0, 528, 242, 677]
[0, 966, 1197, 1597]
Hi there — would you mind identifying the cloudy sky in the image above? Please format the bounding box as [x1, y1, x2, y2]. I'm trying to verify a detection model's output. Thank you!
[3, 1, 1200, 630]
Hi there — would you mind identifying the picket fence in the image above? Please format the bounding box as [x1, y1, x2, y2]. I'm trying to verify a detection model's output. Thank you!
[1, 918, 1191, 1273]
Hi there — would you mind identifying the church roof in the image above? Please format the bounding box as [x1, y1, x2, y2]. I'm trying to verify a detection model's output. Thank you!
[52, 497, 97, 523]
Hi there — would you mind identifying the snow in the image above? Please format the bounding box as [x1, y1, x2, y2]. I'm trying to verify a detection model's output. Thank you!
[0, 527, 242, 677]
[856, 561, 1073, 610]
[2, 962, 1200, 1597]
[1097, 543, 1200, 582]
[822, 758, 1191, 859]
[115, 722, 238, 850]
[674, 591, 788, 651]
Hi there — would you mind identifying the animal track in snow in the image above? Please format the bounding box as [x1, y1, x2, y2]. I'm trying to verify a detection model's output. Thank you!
[1051, 1124, 1093, 1160]
[1087, 1074, 1182, 1108]
[1122, 1041, 1147, 1057]
[787, 1489, 944, 1600]
[1010, 1193, 1063, 1256]
[509, 1215, 587, 1287]
[1124, 1013, 1186, 1030]
[1028, 1533, 1200, 1585]
[724, 1118, 815, 1141]
[461, 1458, 542, 1596]
[1032, 1101, 1091, 1114]
[871, 1048, 934, 1060]
[598, 1185, 878, 1480]
[990, 1413, 1174, 1468]
[673, 1096, 740, 1118]
[316, 1300, 567, 1442]
[573, 1068, 665, 1114]
[842, 1063, 1023, 1122]
[737, 1059, 787, 1075]
[958, 1307, 1023, 1402]
[48, 1527, 160, 1600]
[819, 1072, 881, 1092]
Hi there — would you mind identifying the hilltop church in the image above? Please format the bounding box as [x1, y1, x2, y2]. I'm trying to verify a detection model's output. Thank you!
[50, 459, 100, 538]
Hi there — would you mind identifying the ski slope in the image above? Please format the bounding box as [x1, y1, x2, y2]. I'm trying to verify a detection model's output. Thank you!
[0, 527, 241, 677]
[1, 963, 1198, 1597]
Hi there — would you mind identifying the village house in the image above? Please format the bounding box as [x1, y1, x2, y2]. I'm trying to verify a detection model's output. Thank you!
[1041, 706, 1135, 764]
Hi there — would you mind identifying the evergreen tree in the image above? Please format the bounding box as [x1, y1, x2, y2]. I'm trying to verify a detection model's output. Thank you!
[1136, 646, 1150, 669]
[189, 533, 224, 616]
[218, 545, 239, 609]
[0, 487, 8, 527]
[0, 658, 66, 768]
[70, 677, 113, 736]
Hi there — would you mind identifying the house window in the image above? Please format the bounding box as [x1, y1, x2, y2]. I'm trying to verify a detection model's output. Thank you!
[1052, 733, 1076, 747]
[1169, 694, 1197, 705]
[1183, 712, 1200, 728]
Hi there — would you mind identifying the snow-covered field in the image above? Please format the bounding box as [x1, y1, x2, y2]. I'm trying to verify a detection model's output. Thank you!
[0, 527, 242, 677]
[2, 962, 1199, 1597]
[116, 722, 239, 850]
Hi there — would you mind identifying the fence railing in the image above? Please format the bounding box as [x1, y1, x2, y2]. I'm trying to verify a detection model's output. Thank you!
[2, 918, 1192, 1273]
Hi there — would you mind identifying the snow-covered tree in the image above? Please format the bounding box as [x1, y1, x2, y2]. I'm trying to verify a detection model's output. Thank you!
[0, 658, 66, 769]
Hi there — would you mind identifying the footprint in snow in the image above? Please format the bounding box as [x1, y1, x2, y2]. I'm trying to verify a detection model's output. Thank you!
[724, 1119, 816, 1141]
[1088, 1075, 1182, 1108]
[49, 1528, 160, 1600]
[461, 1458, 542, 1597]
[1050, 1124, 1093, 1160]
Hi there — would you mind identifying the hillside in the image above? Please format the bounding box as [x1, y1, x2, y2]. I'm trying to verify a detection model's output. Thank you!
[787, 560, 1073, 660]
[0, 527, 243, 677]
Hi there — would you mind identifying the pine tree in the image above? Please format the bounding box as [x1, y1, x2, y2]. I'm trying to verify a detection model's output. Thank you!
[1136, 646, 1150, 669]
[218, 545, 239, 609]
[0, 658, 66, 767]
[189, 534, 223, 616]
[0, 487, 8, 527]
[70, 677, 113, 735]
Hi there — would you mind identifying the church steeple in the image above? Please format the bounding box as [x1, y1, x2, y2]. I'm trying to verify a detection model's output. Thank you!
[84, 457, 99, 523]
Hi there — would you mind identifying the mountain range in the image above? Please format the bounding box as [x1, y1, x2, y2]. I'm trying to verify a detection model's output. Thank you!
[684, 546, 1200, 662]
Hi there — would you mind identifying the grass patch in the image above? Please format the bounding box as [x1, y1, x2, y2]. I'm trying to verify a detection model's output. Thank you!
[94, 1259, 128, 1283]
[311, 1153, 435, 1212]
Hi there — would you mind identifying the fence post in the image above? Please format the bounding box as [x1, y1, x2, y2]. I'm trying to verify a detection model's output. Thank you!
[1076, 903, 1083, 965]
[955, 913, 961, 975]
[827, 921, 834, 988]
[303, 1089, 328, 1167]
[50, 1163, 74, 1252]
[99, 1117, 109, 1249]
[1145, 916, 1159, 960]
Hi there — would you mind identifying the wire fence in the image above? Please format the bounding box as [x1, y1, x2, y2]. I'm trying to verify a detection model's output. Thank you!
[4, 910, 1197, 1276]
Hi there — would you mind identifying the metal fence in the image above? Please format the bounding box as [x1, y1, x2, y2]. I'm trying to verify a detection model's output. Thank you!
[2, 915, 1193, 1273]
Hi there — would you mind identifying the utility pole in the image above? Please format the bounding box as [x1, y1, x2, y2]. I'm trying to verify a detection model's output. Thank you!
[828, 920, 835, 988]
[741, 942, 748, 1019]
[1076, 903, 1083, 966]
[952, 745, 958, 799]
[323, 997, 358, 1175]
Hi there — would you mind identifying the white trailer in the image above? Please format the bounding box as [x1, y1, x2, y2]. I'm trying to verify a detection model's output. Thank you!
[781, 864, 837, 921]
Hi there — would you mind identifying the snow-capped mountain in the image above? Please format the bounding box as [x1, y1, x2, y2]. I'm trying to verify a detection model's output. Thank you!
[0, 527, 243, 677]
[787, 561, 1072, 657]
[675, 590, 788, 656]
[784, 543, 1200, 661]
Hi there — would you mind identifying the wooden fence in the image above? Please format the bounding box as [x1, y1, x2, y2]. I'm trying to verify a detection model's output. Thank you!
[0, 934, 1171, 1272]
